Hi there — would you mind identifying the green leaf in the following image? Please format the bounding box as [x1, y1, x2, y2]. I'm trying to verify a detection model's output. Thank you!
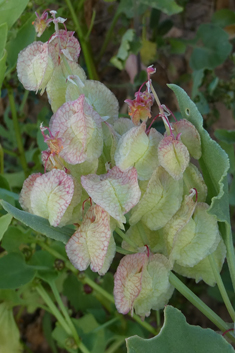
[126, 306, 235, 353]
[212, 9, 235, 28]
[0, 200, 74, 243]
[0, 213, 12, 241]
[1, 226, 32, 253]
[117, 29, 135, 60]
[29, 250, 58, 283]
[0, 174, 11, 190]
[139, 0, 183, 16]
[6, 13, 36, 72]
[0, 302, 23, 352]
[0, 0, 29, 29]
[0, 22, 7, 58]
[214, 129, 235, 144]
[190, 24, 232, 70]
[192, 69, 204, 99]
[0, 252, 35, 289]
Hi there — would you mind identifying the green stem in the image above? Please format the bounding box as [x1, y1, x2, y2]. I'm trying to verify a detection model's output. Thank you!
[97, 12, 120, 63]
[0, 144, 4, 173]
[169, 272, 235, 343]
[85, 10, 96, 41]
[19, 90, 29, 114]
[136, 222, 149, 246]
[64, 0, 99, 80]
[208, 254, 235, 321]
[36, 284, 71, 336]
[8, 89, 28, 176]
[224, 224, 235, 292]
[115, 227, 138, 250]
[50, 281, 80, 346]
[105, 337, 124, 353]
[156, 310, 161, 327]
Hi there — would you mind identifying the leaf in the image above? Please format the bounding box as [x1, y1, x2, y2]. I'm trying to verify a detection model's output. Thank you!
[0, 22, 7, 58]
[0, 213, 12, 241]
[190, 24, 232, 70]
[139, 0, 183, 16]
[6, 13, 36, 72]
[0, 302, 22, 352]
[214, 129, 235, 145]
[0, 0, 29, 29]
[0, 252, 35, 289]
[192, 69, 204, 99]
[126, 305, 235, 353]
[0, 200, 73, 243]
[1, 226, 32, 253]
[212, 9, 235, 28]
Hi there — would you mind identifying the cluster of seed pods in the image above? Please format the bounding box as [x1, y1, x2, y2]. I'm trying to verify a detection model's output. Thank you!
[18, 11, 226, 319]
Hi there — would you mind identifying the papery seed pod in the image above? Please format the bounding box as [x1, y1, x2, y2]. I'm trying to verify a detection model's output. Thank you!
[81, 166, 141, 223]
[158, 135, 190, 180]
[114, 252, 173, 318]
[19, 169, 75, 227]
[46, 62, 86, 113]
[172, 119, 202, 159]
[114, 122, 163, 180]
[49, 30, 81, 66]
[66, 80, 119, 123]
[174, 237, 226, 286]
[183, 163, 207, 202]
[17, 42, 54, 94]
[129, 166, 183, 230]
[49, 95, 103, 165]
[66, 205, 116, 275]
[167, 202, 221, 268]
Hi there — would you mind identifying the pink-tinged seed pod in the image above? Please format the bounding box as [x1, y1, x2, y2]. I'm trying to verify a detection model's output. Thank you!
[17, 42, 54, 94]
[81, 166, 141, 223]
[48, 30, 81, 66]
[114, 253, 148, 315]
[19, 169, 74, 227]
[158, 135, 190, 180]
[66, 204, 115, 275]
[49, 95, 103, 165]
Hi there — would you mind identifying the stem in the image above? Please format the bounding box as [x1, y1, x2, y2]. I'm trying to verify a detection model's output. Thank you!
[19, 90, 29, 114]
[224, 224, 235, 292]
[50, 281, 80, 346]
[36, 284, 71, 336]
[136, 222, 149, 246]
[64, 0, 99, 80]
[97, 12, 120, 62]
[105, 338, 124, 353]
[3, 148, 17, 157]
[169, 272, 235, 343]
[156, 310, 161, 327]
[115, 227, 138, 250]
[0, 144, 4, 173]
[208, 254, 235, 321]
[85, 10, 96, 41]
[8, 89, 28, 176]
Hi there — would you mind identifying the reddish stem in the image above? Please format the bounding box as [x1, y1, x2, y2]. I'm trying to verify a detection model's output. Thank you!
[145, 245, 150, 257]
[222, 328, 234, 337]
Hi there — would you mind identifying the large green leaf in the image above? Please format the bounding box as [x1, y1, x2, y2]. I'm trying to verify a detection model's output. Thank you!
[190, 24, 232, 70]
[0, 0, 29, 29]
[0, 252, 35, 289]
[0, 200, 73, 243]
[139, 0, 183, 15]
[6, 13, 36, 72]
[126, 306, 234, 353]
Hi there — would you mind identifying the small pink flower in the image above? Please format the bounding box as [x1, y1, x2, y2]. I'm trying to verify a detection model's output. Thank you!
[33, 11, 53, 37]
[125, 91, 154, 126]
